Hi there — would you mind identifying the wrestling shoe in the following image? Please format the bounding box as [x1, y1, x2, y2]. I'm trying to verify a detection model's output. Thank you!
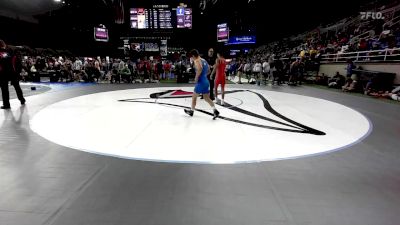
[184, 109, 194, 117]
[213, 109, 220, 120]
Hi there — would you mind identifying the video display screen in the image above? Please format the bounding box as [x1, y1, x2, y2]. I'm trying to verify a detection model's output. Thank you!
[184, 8, 192, 29]
[177, 6, 192, 29]
[94, 27, 109, 42]
[217, 23, 229, 42]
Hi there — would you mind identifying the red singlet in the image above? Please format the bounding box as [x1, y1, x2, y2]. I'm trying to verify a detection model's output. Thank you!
[215, 58, 226, 88]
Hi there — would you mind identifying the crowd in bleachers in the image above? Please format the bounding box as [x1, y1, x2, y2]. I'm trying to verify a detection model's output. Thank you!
[250, 2, 400, 63]
[233, 1, 400, 102]
[17, 55, 192, 84]
[5, 45, 399, 103]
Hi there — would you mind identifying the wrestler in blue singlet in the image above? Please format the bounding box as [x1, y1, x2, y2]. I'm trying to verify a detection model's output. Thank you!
[194, 59, 210, 94]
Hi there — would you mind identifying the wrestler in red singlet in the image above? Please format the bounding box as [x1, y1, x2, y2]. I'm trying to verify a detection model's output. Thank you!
[213, 52, 227, 105]
[215, 55, 226, 89]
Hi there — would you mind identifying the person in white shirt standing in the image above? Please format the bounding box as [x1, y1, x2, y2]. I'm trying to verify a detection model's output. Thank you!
[118, 60, 125, 72]
[72, 58, 83, 81]
[262, 60, 270, 85]
[252, 61, 262, 85]
[243, 61, 251, 83]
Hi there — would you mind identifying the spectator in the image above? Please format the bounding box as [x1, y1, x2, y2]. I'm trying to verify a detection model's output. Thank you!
[101, 59, 108, 74]
[244, 61, 252, 83]
[328, 72, 345, 88]
[93, 60, 101, 82]
[309, 47, 318, 60]
[346, 59, 356, 78]
[30, 64, 37, 73]
[262, 59, 270, 84]
[72, 58, 83, 80]
[118, 60, 125, 72]
[342, 74, 359, 92]
[387, 86, 400, 101]
[237, 60, 244, 84]
[297, 59, 305, 85]
[228, 60, 237, 80]
[163, 61, 171, 80]
[142, 57, 151, 82]
[368, 86, 400, 101]
[315, 73, 328, 85]
[252, 61, 262, 85]
[274, 58, 284, 85]
[110, 68, 120, 84]
[120, 64, 132, 83]
[289, 59, 299, 85]
[156, 60, 163, 80]
[20, 68, 28, 82]
[62, 59, 73, 82]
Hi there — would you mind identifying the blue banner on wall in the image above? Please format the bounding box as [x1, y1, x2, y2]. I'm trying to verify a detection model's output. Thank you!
[225, 36, 256, 45]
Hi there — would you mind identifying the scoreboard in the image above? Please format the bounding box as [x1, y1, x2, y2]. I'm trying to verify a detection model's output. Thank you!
[130, 5, 192, 29]
[159, 9, 173, 29]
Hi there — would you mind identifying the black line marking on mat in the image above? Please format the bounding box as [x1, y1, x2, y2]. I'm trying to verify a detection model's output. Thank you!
[119, 89, 326, 135]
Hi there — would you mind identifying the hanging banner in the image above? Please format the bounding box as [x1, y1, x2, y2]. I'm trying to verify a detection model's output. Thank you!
[160, 40, 168, 56]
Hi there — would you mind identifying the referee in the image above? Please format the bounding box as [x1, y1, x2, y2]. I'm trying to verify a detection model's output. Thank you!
[205, 48, 216, 100]
[0, 40, 25, 109]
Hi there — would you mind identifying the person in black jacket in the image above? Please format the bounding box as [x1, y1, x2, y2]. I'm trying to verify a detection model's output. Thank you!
[0, 40, 26, 109]
[205, 48, 216, 100]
